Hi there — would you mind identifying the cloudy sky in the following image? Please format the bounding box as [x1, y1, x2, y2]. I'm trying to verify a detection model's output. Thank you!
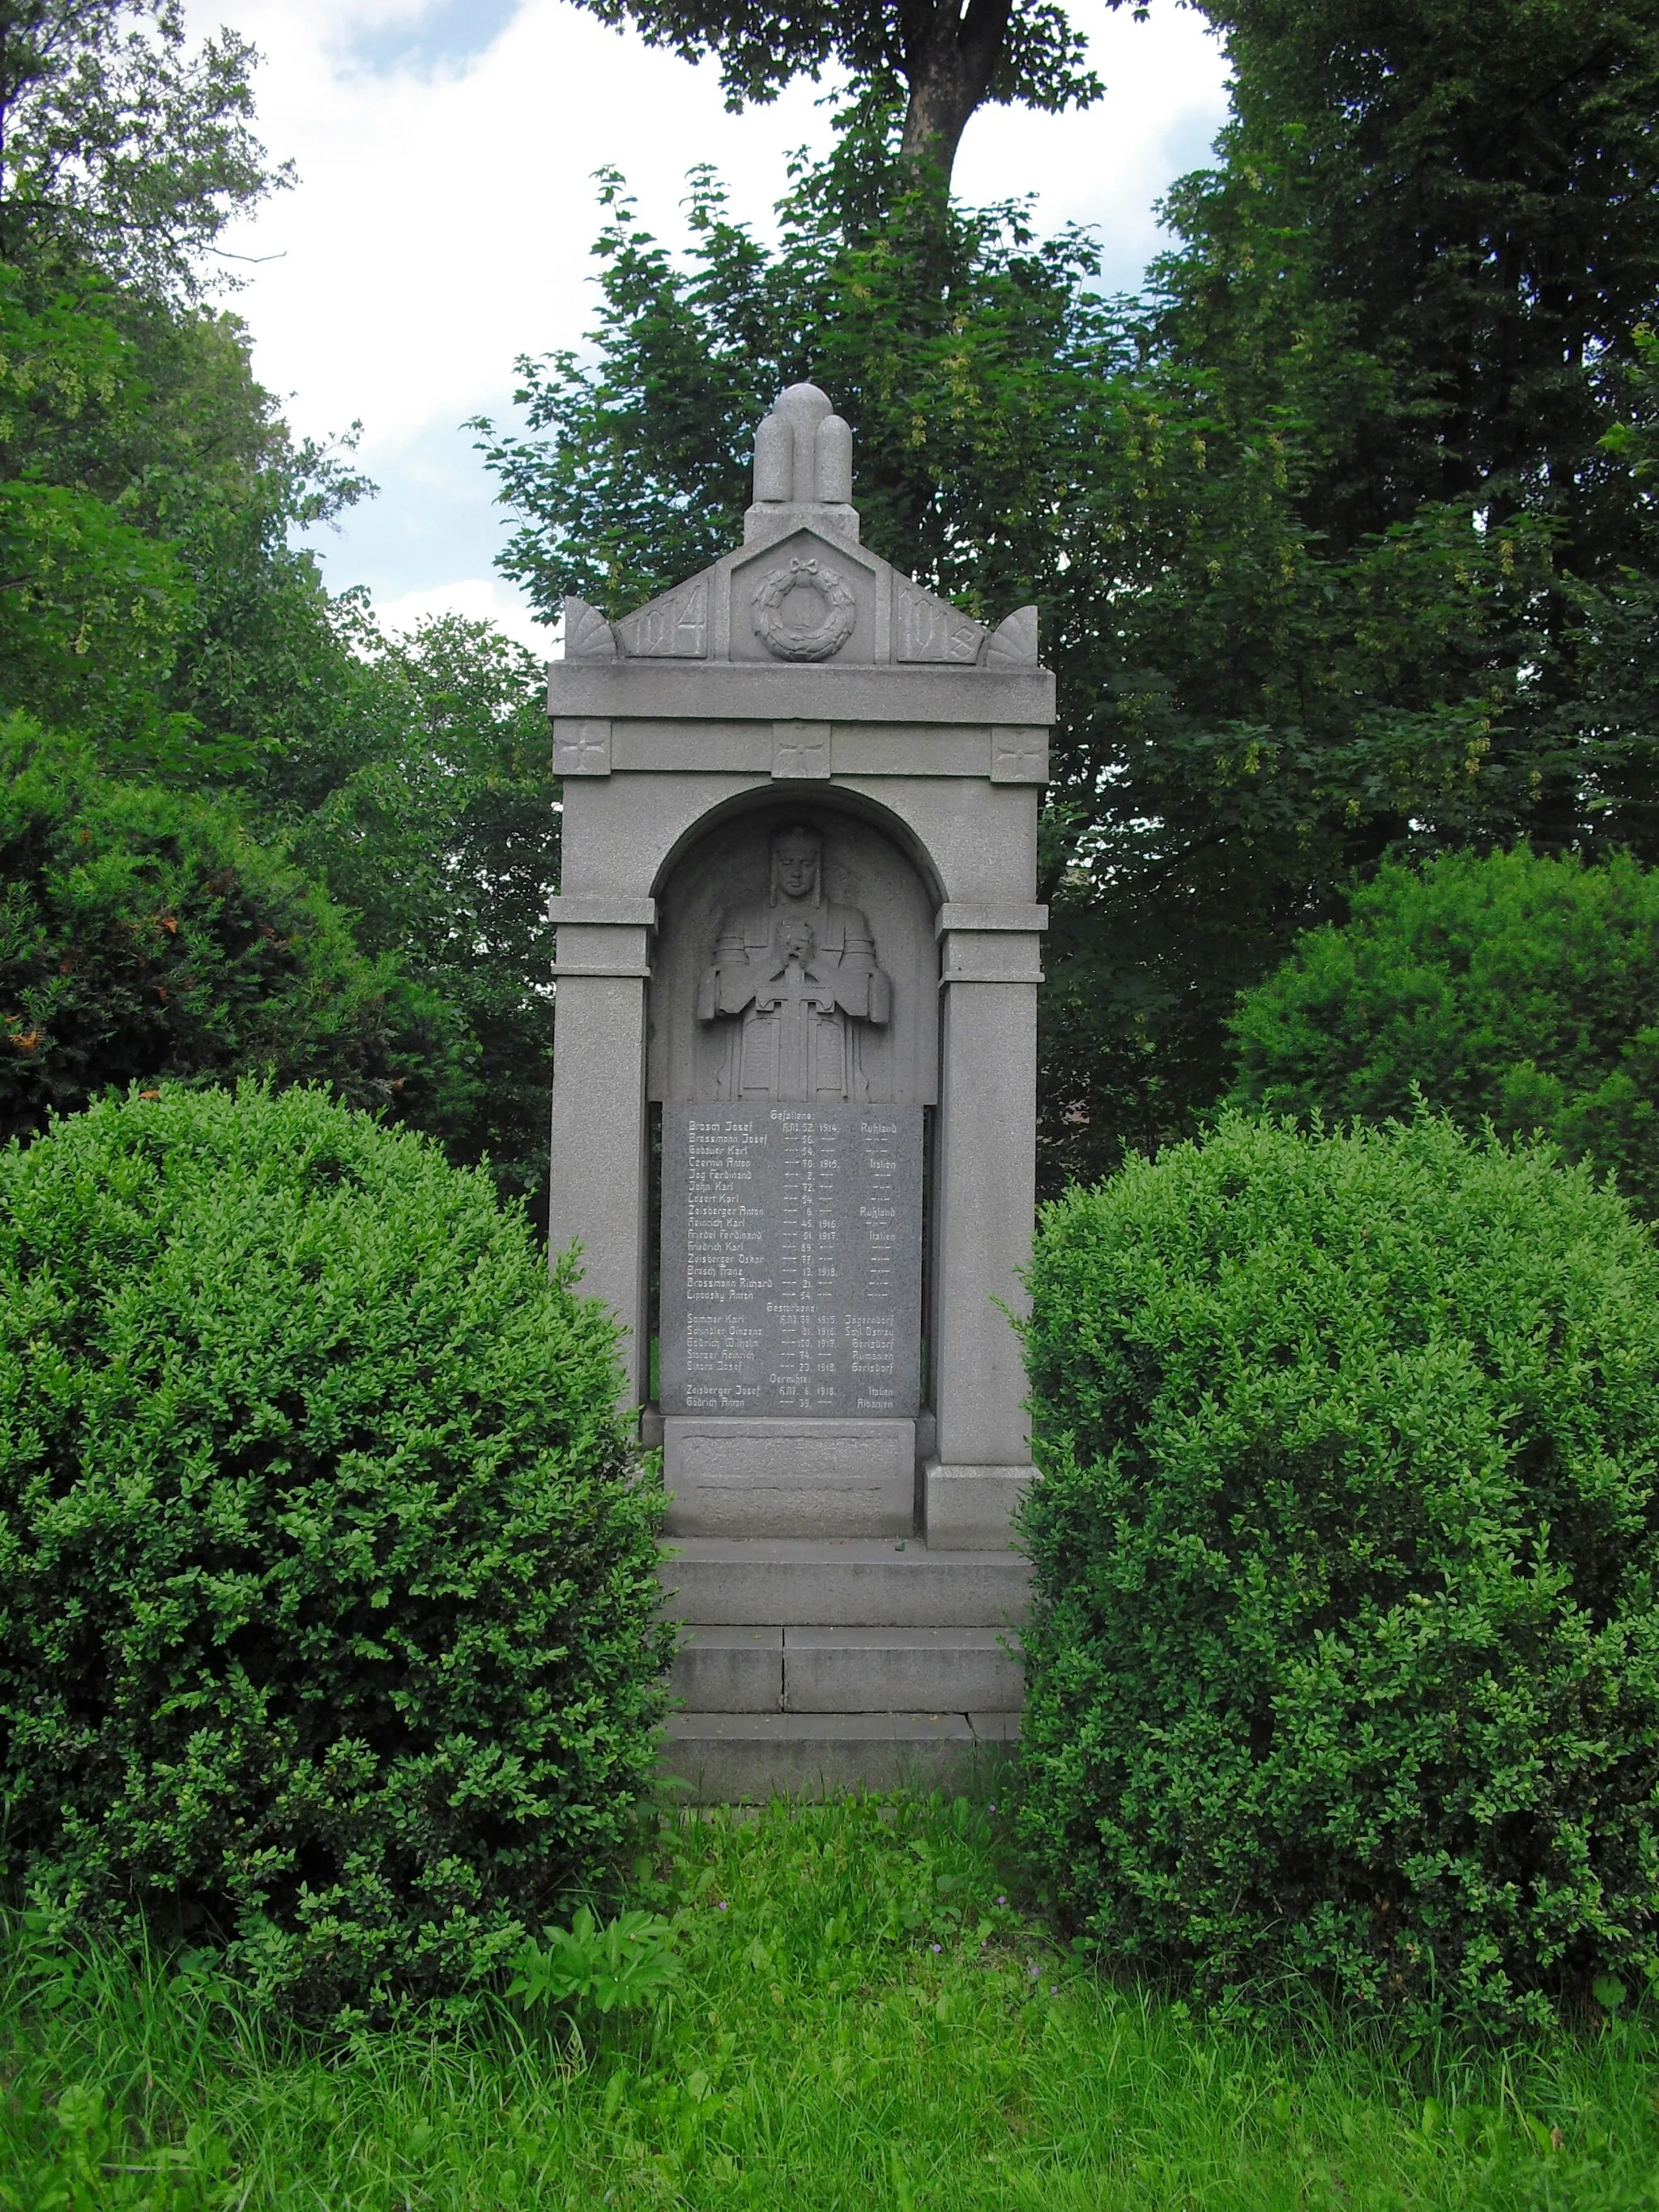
[187, 0, 1232, 651]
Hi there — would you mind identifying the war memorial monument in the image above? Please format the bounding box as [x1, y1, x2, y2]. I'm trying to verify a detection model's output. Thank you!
[545, 382, 1051, 1794]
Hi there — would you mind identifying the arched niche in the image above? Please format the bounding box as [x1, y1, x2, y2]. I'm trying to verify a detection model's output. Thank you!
[647, 799, 939, 1107]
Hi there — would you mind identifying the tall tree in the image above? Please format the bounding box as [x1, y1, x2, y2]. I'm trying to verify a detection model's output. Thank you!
[0, 712, 475, 1148]
[479, 128, 1576, 1189]
[0, 262, 191, 761]
[0, 2, 566, 1217]
[0, 0, 287, 302]
[1196, 0, 1659, 546]
[564, 0, 1112, 182]
[264, 616, 557, 1215]
[1179, 0, 1659, 856]
[0, 1, 358, 778]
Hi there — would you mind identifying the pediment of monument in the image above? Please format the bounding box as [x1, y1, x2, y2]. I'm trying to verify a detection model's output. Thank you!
[596, 526, 1001, 670]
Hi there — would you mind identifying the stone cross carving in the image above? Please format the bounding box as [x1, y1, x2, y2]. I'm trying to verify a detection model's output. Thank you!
[696, 824, 892, 1103]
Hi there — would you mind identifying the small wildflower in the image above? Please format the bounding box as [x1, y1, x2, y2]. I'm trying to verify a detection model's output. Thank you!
[932, 1944, 942, 1953]
[716, 1901, 728, 1912]
[996, 1895, 1006, 1906]
[1028, 1964, 1039, 1980]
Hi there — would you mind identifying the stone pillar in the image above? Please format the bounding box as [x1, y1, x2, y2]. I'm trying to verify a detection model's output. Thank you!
[925, 906, 1046, 1547]
[545, 894, 655, 1403]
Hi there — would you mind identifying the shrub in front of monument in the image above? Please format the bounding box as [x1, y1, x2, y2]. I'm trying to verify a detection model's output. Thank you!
[1016, 1110, 1659, 2031]
[0, 1082, 670, 2023]
[1228, 844, 1659, 1213]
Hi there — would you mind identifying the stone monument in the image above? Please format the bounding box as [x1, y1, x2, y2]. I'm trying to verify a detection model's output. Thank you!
[545, 381, 1051, 1794]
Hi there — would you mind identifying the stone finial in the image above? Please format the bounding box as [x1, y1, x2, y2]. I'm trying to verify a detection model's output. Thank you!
[744, 382, 860, 548]
[563, 596, 617, 660]
[987, 606, 1040, 666]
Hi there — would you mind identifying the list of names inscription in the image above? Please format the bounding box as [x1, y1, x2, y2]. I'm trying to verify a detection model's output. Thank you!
[661, 1102, 923, 1418]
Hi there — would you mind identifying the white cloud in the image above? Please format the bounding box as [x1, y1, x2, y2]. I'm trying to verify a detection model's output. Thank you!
[190, 0, 1231, 624]
[374, 575, 557, 657]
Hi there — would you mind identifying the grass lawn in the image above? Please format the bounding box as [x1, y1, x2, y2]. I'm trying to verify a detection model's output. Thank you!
[1, 1791, 1656, 2209]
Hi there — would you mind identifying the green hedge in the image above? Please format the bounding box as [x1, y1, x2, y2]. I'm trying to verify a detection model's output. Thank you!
[0, 1085, 669, 2022]
[1229, 845, 1659, 1211]
[1017, 1112, 1659, 2029]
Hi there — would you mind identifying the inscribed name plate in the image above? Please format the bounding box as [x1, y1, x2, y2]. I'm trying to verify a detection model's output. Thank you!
[661, 1102, 923, 1418]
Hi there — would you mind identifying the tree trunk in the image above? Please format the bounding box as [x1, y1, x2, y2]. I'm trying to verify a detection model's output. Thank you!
[897, 0, 1015, 187]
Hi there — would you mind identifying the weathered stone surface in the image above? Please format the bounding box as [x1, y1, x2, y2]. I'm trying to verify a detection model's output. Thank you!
[987, 605, 1040, 665]
[922, 1461, 1036, 1550]
[660, 1538, 1030, 1626]
[671, 1626, 782, 1711]
[661, 1708, 1016, 1801]
[544, 974, 650, 1400]
[547, 658, 1055, 722]
[663, 1417, 914, 1538]
[784, 1626, 1022, 1713]
[660, 1102, 923, 1421]
[934, 977, 1037, 1468]
[672, 1624, 1022, 1711]
[695, 822, 894, 1107]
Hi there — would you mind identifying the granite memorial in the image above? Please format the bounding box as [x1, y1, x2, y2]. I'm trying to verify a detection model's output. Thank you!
[544, 381, 1051, 1792]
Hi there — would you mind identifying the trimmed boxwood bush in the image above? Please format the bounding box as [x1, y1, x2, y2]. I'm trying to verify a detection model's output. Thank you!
[1017, 1111, 1659, 2030]
[0, 1083, 670, 2022]
[1229, 845, 1659, 1213]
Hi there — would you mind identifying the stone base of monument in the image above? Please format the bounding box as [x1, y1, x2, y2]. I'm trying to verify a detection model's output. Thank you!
[662, 1417, 915, 1538]
[658, 1538, 1028, 1801]
[921, 1459, 1038, 1549]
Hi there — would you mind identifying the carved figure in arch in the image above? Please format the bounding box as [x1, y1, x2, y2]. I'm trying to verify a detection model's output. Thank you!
[696, 824, 892, 1102]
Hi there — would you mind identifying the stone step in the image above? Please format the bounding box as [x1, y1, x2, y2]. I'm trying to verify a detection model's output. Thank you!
[672, 1625, 1023, 1712]
[663, 1709, 1019, 1801]
[660, 1537, 1030, 1627]
[675, 1626, 783, 1711]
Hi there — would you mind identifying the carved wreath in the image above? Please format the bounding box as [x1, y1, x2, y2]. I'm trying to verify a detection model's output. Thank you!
[752, 556, 857, 662]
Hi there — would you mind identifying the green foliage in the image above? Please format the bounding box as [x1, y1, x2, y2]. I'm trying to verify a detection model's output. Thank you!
[1017, 1111, 1659, 2031]
[2, 1798, 1659, 2206]
[0, 6, 552, 1208]
[1199, 0, 1659, 533]
[0, 255, 369, 780]
[263, 615, 557, 1213]
[0, 134, 539, 1191]
[0, 266, 197, 764]
[557, 0, 1103, 181]
[476, 150, 1115, 641]
[0, 474, 187, 751]
[0, 0, 288, 305]
[0, 246, 544, 1193]
[1035, 115, 1616, 1186]
[508, 1906, 684, 2018]
[0, 714, 472, 1147]
[481, 134, 1590, 1191]
[0, 1, 374, 785]
[1229, 845, 1659, 1212]
[0, 1083, 671, 2023]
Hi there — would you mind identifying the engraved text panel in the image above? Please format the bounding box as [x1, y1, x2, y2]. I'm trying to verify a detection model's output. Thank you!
[660, 1102, 923, 1417]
